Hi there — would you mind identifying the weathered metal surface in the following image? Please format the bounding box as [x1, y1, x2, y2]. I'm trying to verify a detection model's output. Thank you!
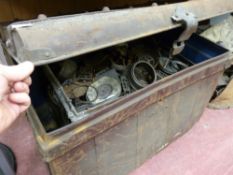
[26, 51, 230, 163]
[183, 75, 219, 131]
[47, 72, 220, 175]
[167, 74, 219, 141]
[95, 116, 138, 175]
[136, 96, 173, 165]
[1, 0, 233, 65]
[166, 79, 201, 141]
[49, 140, 98, 175]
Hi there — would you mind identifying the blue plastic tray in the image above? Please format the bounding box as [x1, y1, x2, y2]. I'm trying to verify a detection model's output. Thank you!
[181, 34, 228, 64]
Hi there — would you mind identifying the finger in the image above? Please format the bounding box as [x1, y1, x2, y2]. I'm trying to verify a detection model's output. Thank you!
[0, 62, 34, 82]
[8, 92, 31, 105]
[0, 75, 8, 98]
[19, 102, 31, 113]
[23, 77, 32, 86]
[13, 82, 30, 94]
[8, 93, 31, 113]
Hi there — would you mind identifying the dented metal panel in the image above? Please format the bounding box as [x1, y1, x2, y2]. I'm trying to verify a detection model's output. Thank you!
[1, 0, 233, 65]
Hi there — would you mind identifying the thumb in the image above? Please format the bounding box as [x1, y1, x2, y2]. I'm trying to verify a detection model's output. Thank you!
[0, 62, 34, 82]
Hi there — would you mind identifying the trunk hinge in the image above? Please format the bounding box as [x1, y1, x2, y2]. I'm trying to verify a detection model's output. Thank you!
[170, 7, 198, 56]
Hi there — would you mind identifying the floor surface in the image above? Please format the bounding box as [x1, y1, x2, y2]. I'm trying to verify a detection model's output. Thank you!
[0, 114, 49, 175]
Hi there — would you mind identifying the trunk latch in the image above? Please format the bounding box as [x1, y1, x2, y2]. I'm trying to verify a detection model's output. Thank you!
[170, 7, 198, 56]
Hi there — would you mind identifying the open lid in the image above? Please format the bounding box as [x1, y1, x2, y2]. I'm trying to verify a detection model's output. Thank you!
[0, 6, 178, 66]
[1, 0, 233, 66]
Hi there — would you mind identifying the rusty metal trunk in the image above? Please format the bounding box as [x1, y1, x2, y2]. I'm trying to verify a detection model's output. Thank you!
[1, 1, 233, 174]
[26, 50, 230, 175]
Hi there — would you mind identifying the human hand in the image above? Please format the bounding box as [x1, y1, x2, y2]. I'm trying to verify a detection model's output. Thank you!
[0, 62, 34, 133]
